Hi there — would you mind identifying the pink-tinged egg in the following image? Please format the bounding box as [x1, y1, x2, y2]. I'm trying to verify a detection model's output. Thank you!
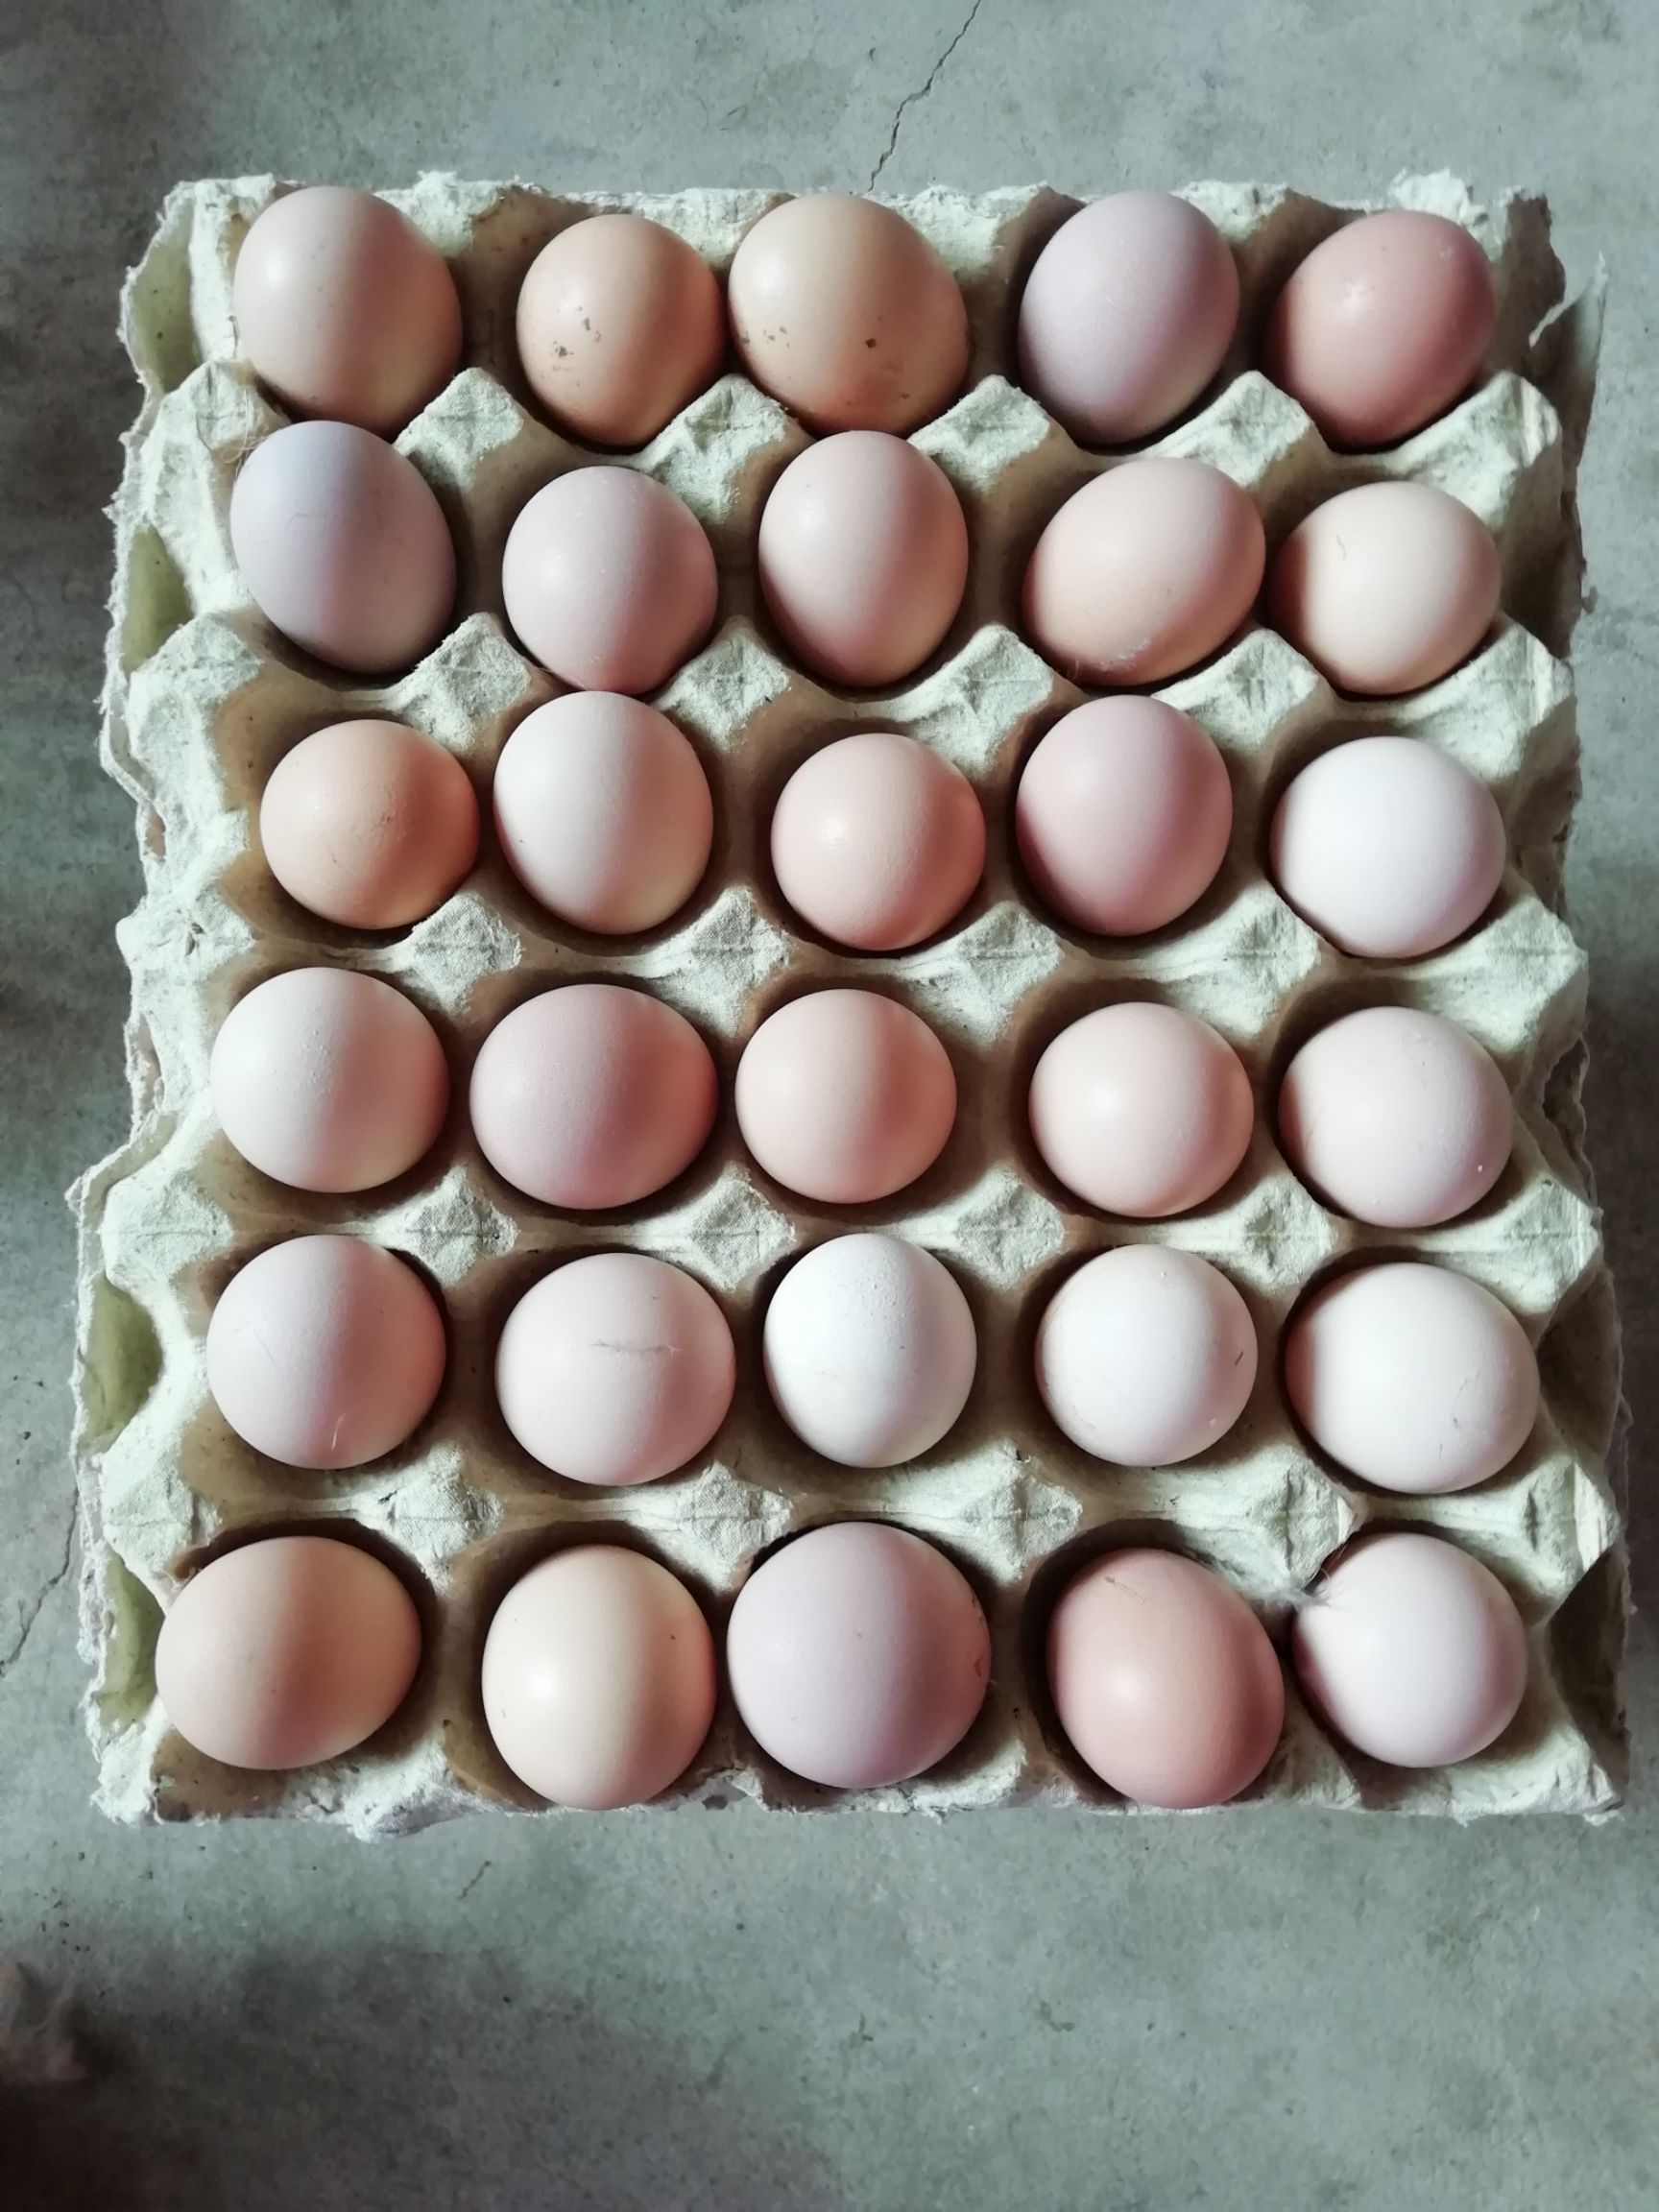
[763, 1234, 976, 1468]
[1292, 1531, 1528, 1767]
[757, 432, 968, 687]
[210, 968, 449, 1193]
[727, 193, 969, 435]
[1279, 1006, 1513, 1227]
[259, 719, 479, 929]
[495, 1253, 734, 1486]
[502, 467, 717, 695]
[727, 1522, 990, 1790]
[735, 989, 956, 1204]
[481, 1547, 715, 1808]
[1036, 1246, 1257, 1467]
[1046, 1549, 1284, 1808]
[770, 730, 984, 950]
[229, 421, 455, 675]
[516, 212, 725, 446]
[1022, 456, 1264, 685]
[493, 694, 713, 935]
[1269, 735, 1506, 959]
[1016, 697, 1233, 936]
[1264, 210, 1498, 449]
[232, 185, 462, 435]
[1268, 480, 1501, 696]
[1284, 1262, 1539, 1495]
[206, 1236, 445, 1469]
[1018, 191, 1239, 445]
[156, 1535, 421, 1770]
[1029, 1001, 1253, 1218]
[469, 984, 716, 1210]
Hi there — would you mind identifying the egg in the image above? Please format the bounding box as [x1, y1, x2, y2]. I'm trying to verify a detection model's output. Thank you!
[232, 185, 462, 435]
[480, 1547, 716, 1808]
[469, 983, 716, 1210]
[763, 1234, 976, 1468]
[493, 693, 713, 934]
[1035, 1246, 1257, 1467]
[1268, 480, 1501, 696]
[259, 719, 479, 929]
[1015, 697, 1233, 936]
[770, 731, 984, 950]
[757, 432, 968, 687]
[726, 1522, 990, 1790]
[501, 466, 717, 694]
[516, 212, 725, 446]
[1046, 1549, 1284, 1808]
[1284, 1262, 1540, 1495]
[1022, 456, 1264, 685]
[1263, 210, 1498, 449]
[734, 989, 956, 1204]
[1291, 1531, 1528, 1767]
[1028, 1001, 1254, 1218]
[1017, 192, 1239, 445]
[210, 968, 449, 1193]
[1278, 1006, 1513, 1227]
[206, 1235, 446, 1469]
[495, 1253, 734, 1486]
[229, 421, 455, 675]
[1269, 734, 1506, 959]
[727, 193, 969, 434]
[156, 1535, 422, 1771]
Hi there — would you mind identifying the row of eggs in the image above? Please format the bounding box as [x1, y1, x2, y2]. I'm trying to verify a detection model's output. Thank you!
[153, 1523, 1532, 1807]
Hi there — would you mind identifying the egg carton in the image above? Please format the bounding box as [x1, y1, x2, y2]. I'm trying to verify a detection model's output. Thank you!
[71, 173, 1623, 1833]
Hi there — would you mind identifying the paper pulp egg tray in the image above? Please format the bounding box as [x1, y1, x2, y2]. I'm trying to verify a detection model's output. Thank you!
[71, 172, 1625, 1832]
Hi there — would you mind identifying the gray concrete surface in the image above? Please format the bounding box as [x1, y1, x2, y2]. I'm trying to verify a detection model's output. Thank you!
[4, 3, 1656, 2205]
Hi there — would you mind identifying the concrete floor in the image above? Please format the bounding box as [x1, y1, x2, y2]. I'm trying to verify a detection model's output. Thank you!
[5, 2, 1657, 2204]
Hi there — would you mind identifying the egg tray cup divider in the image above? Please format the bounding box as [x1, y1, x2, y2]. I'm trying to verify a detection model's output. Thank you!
[73, 172, 1624, 1833]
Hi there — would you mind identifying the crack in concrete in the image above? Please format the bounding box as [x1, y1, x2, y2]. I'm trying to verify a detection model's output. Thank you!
[0, 1496, 76, 1682]
[867, 0, 987, 191]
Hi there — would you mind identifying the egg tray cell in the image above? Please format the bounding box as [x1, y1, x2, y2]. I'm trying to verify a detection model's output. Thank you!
[73, 173, 1623, 1832]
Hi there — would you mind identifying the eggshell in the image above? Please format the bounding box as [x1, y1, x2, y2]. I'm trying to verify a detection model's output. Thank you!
[1269, 734, 1506, 959]
[469, 983, 716, 1210]
[734, 989, 956, 1204]
[1264, 210, 1498, 449]
[1022, 457, 1264, 685]
[1046, 1549, 1284, 1808]
[1291, 1531, 1528, 1767]
[1278, 1006, 1513, 1227]
[259, 719, 479, 928]
[495, 1253, 734, 1486]
[1268, 480, 1501, 695]
[770, 730, 984, 950]
[763, 1234, 976, 1468]
[727, 193, 969, 434]
[156, 1536, 422, 1771]
[481, 1547, 716, 1808]
[1015, 696, 1233, 936]
[1017, 191, 1239, 444]
[726, 1523, 990, 1790]
[501, 467, 717, 694]
[493, 693, 713, 934]
[516, 212, 725, 446]
[1036, 1247, 1257, 1466]
[1028, 1001, 1254, 1217]
[206, 1235, 446, 1469]
[229, 421, 455, 675]
[232, 185, 462, 435]
[757, 432, 968, 687]
[210, 967, 449, 1193]
[1284, 1261, 1540, 1494]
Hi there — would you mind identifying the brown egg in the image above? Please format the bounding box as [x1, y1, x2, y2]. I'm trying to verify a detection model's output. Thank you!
[516, 212, 726, 446]
[728, 193, 969, 434]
